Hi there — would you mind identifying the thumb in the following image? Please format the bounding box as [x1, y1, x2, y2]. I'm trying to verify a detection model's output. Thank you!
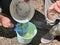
[8, 22, 14, 28]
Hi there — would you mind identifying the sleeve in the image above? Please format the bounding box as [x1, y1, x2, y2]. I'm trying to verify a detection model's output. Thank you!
[0, 0, 2, 13]
[0, 0, 1, 5]
[45, 0, 55, 25]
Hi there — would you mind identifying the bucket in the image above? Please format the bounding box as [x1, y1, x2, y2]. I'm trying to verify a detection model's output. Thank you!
[16, 22, 37, 44]
[10, 0, 35, 23]
[14, 23, 28, 36]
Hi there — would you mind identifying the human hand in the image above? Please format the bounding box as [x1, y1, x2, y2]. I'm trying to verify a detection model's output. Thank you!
[0, 15, 14, 28]
[47, 8, 58, 21]
[47, 0, 60, 21]
[48, 0, 60, 13]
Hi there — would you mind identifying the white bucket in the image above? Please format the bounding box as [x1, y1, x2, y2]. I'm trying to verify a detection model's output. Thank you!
[16, 22, 37, 44]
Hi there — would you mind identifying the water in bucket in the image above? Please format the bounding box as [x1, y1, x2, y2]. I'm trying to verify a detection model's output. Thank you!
[19, 23, 34, 38]
[16, 22, 37, 44]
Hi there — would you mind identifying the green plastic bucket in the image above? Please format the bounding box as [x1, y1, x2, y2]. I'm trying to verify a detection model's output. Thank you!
[16, 22, 37, 44]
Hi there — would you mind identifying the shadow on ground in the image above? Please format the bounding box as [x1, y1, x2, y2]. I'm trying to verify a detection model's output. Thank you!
[0, 26, 17, 38]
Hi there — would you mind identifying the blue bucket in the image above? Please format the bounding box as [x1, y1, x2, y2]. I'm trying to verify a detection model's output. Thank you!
[14, 23, 28, 36]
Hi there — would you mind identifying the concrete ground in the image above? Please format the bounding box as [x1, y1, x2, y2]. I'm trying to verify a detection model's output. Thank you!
[39, 40, 60, 45]
[0, 26, 50, 45]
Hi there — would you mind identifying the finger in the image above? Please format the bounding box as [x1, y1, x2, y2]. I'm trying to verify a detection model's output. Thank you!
[2, 24, 9, 28]
[55, 1, 60, 13]
[3, 23, 14, 28]
[8, 23, 14, 28]
[48, 3, 55, 12]
[2, 21, 11, 28]
[56, 0, 60, 7]
[7, 22, 14, 28]
[1, 16, 10, 23]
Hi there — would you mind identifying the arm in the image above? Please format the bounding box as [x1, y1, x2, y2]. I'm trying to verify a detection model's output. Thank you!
[45, 0, 60, 25]
[0, 0, 14, 28]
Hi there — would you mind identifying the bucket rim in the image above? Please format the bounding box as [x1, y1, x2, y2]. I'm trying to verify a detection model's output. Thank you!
[16, 22, 37, 39]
